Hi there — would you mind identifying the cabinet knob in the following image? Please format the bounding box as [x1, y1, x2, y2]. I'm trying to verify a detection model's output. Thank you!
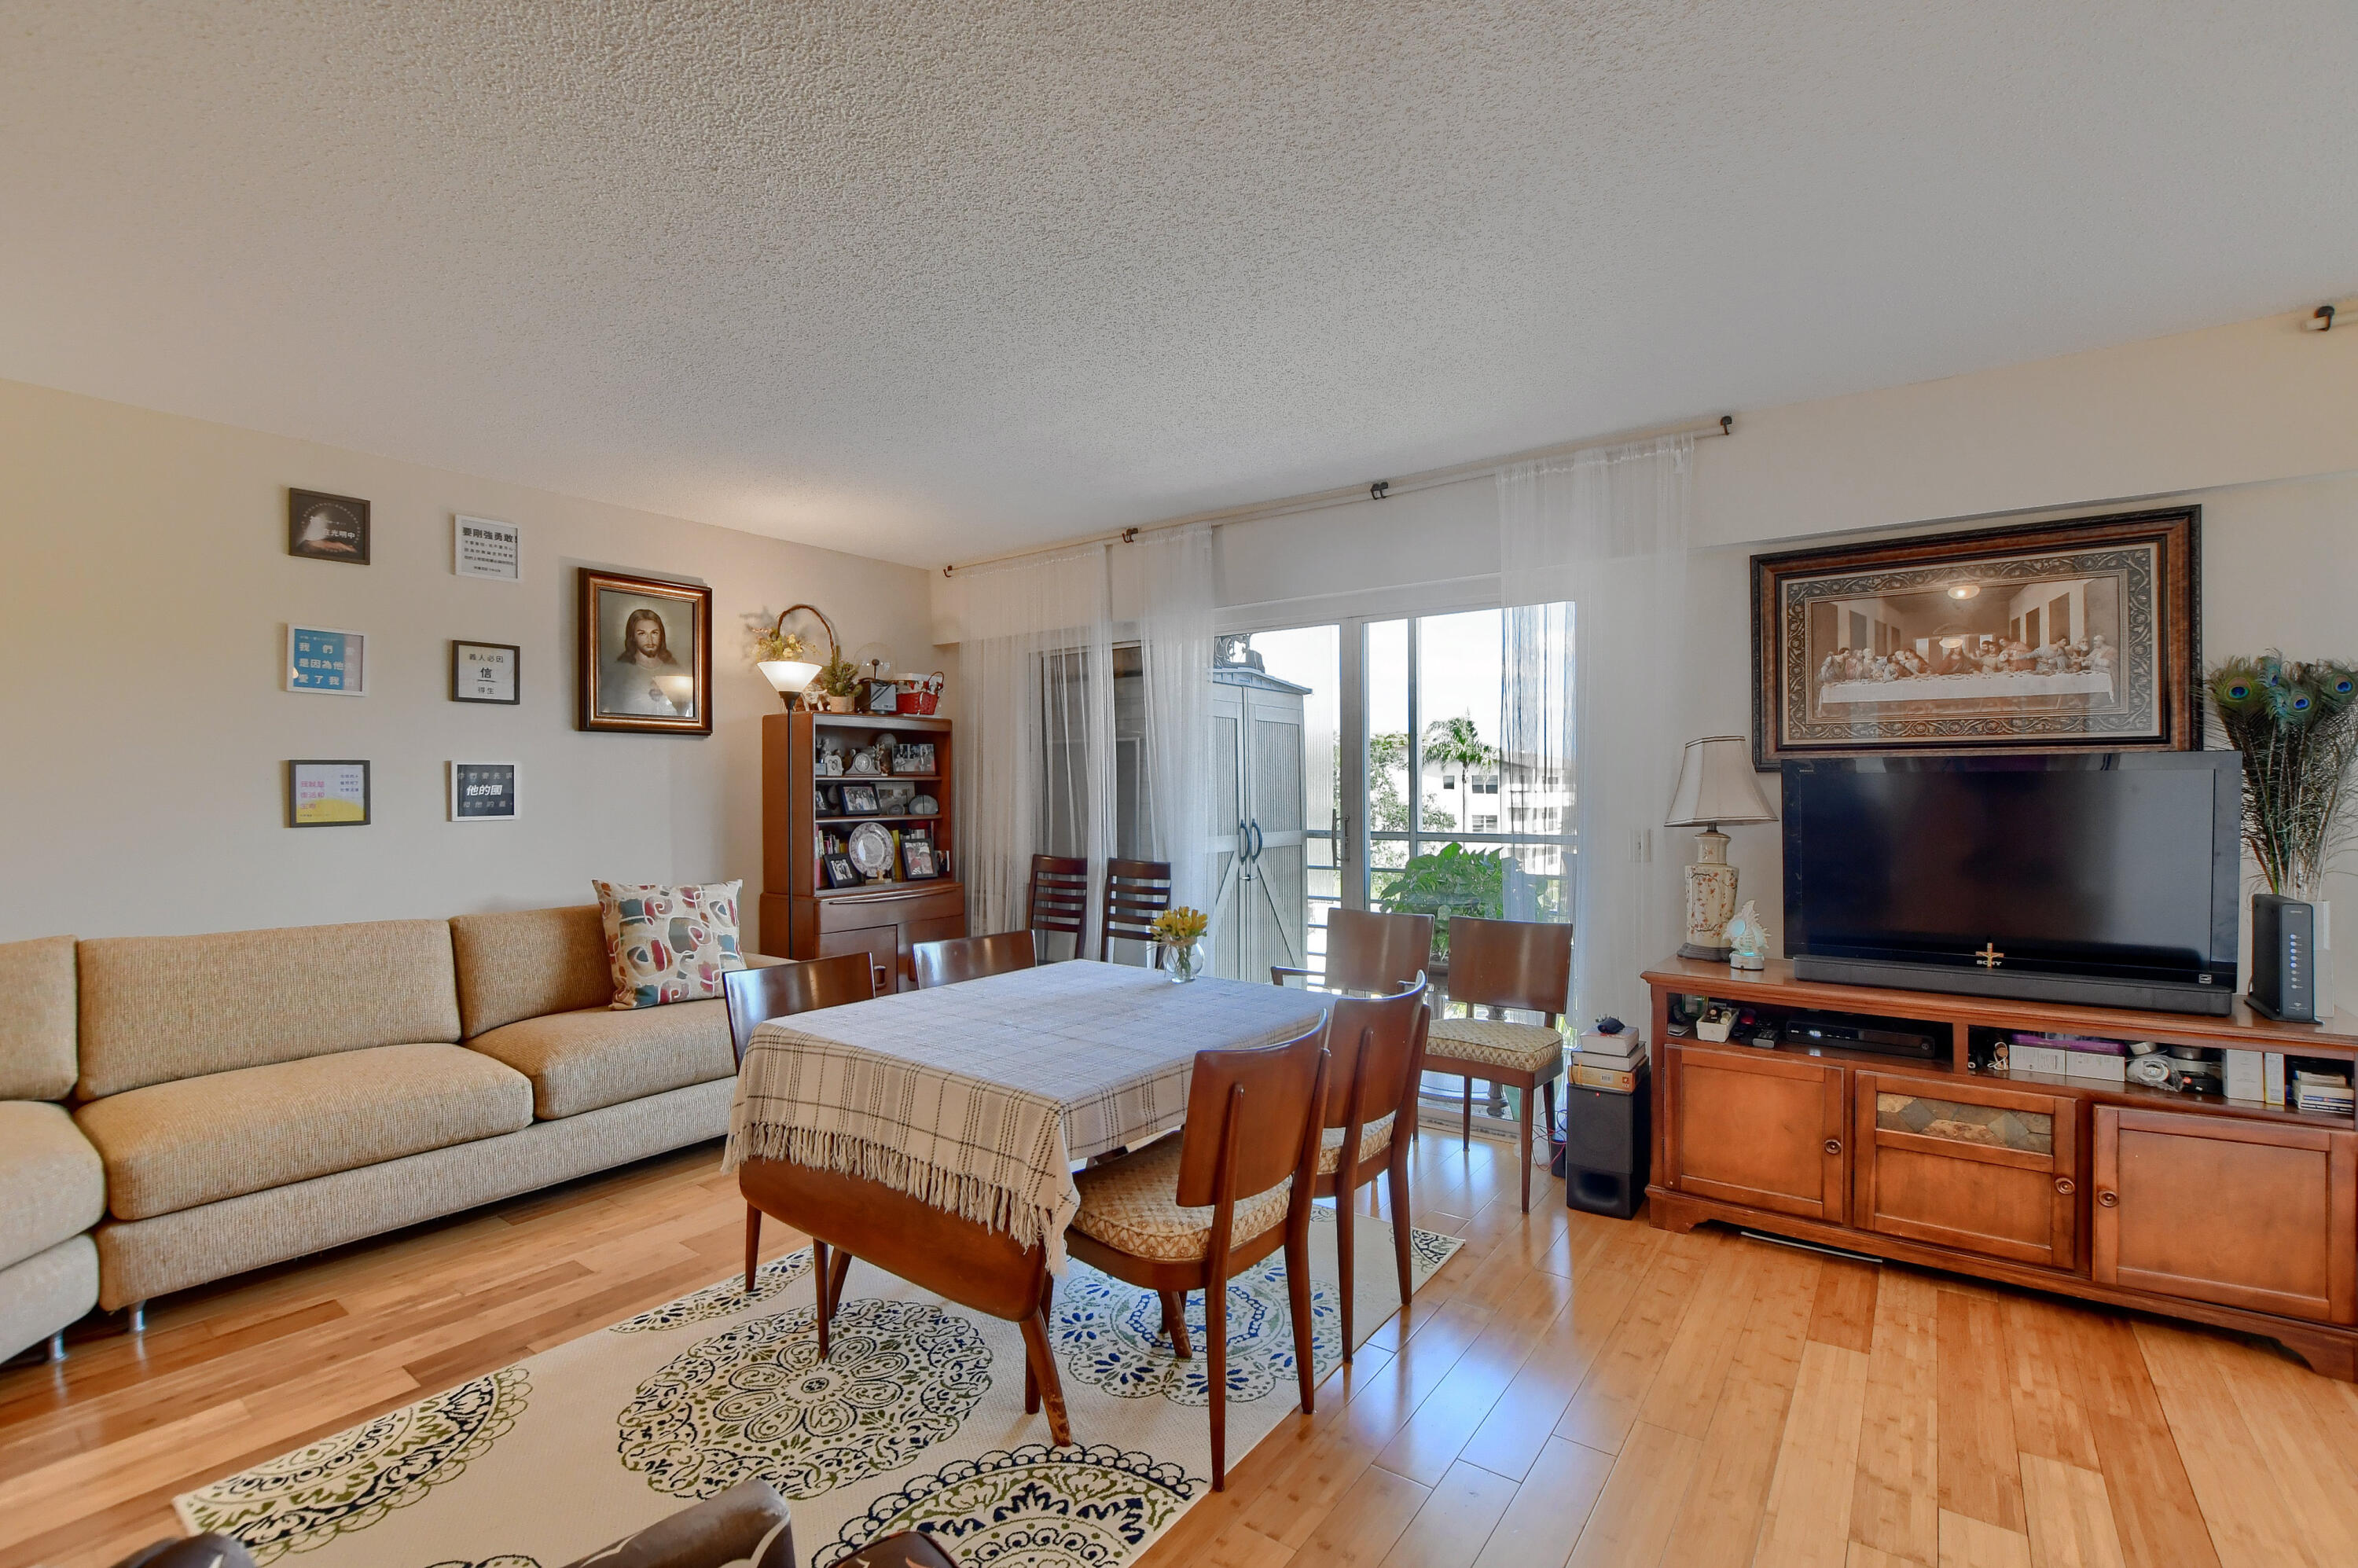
[1824, 1137, 1843, 1155]
[2097, 1189, 2119, 1209]
[2054, 1177, 2075, 1196]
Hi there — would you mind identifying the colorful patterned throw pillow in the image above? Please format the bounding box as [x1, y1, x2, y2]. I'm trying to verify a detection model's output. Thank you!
[592, 879, 747, 1008]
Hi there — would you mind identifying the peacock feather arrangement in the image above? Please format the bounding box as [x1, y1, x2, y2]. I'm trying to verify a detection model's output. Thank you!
[2207, 652, 2358, 900]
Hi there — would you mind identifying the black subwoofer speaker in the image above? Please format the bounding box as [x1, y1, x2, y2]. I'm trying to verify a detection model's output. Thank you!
[1563, 1068, 1650, 1219]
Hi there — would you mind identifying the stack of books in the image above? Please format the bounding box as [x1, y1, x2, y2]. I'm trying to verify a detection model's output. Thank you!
[2294, 1069, 2355, 1117]
[1572, 1030, 1648, 1092]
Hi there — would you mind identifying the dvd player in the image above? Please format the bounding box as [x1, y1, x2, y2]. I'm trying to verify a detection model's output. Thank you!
[1779, 1011, 1941, 1060]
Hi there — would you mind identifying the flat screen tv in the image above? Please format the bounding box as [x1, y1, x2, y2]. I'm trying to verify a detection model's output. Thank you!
[1782, 753, 2241, 1015]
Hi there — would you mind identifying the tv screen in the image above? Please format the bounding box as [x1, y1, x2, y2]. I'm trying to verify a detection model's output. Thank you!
[1782, 753, 2240, 987]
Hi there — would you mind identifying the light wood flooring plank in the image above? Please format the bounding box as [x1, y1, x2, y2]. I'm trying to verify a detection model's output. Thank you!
[1469, 1438, 1614, 1568]
[1552, 1243, 1709, 1455]
[1656, 1240, 1822, 1568]
[1563, 1419, 1702, 1568]
[2018, 1453, 2128, 1568]
[1936, 1509, 2031, 1568]
[1376, 1459, 1519, 1568]
[1850, 1267, 1941, 1567]
[2134, 1325, 2325, 1568]
[2070, 1315, 2220, 1568]
[1936, 1290, 2026, 1533]
[1754, 1339, 1873, 1568]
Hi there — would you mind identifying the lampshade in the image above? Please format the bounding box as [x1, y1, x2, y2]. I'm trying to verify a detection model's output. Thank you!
[1665, 736, 1776, 828]
[758, 658, 821, 695]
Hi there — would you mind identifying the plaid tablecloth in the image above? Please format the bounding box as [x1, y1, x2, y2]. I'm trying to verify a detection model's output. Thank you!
[725, 960, 1329, 1272]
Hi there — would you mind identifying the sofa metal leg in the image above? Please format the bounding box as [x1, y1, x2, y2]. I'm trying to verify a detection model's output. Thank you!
[47, 1332, 66, 1364]
[127, 1302, 146, 1334]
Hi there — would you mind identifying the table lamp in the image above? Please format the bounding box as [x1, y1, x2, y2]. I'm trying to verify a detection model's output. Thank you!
[1665, 735, 1778, 961]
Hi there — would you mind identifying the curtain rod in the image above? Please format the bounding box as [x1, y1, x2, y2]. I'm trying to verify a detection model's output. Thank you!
[942, 413, 1733, 577]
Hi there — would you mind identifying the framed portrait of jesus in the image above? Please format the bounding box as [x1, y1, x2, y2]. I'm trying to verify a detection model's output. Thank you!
[577, 568, 714, 736]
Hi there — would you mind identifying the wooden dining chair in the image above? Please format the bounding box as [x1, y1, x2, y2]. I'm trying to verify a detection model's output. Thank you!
[1272, 907, 1434, 995]
[1065, 1019, 1330, 1489]
[1026, 854, 1090, 960]
[723, 952, 879, 1351]
[1098, 858, 1173, 962]
[1315, 979, 1430, 1360]
[911, 930, 1038, 989]
[1422, 916, 1574, 1213]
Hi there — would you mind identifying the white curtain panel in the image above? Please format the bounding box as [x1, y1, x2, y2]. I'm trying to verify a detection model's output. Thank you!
[1497, 435, 1694, 1026]
[950, 545, 1116, 938]
[1133, 523, 1219, 921]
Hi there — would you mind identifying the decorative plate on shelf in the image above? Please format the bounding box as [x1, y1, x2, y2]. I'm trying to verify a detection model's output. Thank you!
[847, 821, 897, 879]
[909, 794, 939, 815]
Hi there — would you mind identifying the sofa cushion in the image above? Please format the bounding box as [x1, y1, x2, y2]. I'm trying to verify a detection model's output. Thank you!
[465, 998, 736, 1120]
[0, 935, 78, 1101]
[78, 920, 461, 1099]
[76, 1041, 531, 1221]
[0, 1101, 105, 1271]
[450, 905, 615, 1039]
[592, 880, 746, 1008]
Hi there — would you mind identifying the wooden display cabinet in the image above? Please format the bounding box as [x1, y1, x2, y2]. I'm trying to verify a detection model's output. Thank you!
[1644, 957, 2358, 1379]
[758, 711, 962, 989]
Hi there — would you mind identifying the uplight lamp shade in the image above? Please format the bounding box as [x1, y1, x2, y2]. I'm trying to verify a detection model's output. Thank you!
[1665, 736, 1776, 828]
[758, 659, 821, 701]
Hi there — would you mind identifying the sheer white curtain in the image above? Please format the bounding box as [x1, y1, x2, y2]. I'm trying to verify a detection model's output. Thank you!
[1498, 435, 1694, 1025]
[951, 545, 1116, 938]
[1133, 523, 1218, 920]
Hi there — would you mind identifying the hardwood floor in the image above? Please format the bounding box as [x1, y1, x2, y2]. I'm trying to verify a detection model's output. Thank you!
[5, 1130, 2356, 1568]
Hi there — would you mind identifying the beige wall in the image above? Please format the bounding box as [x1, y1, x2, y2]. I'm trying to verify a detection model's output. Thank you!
[0, 378, 938, 942]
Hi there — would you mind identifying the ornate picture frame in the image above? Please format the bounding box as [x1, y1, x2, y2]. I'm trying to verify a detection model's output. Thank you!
[1750, 507, 2200, 769]
[577, 568, 713, 736]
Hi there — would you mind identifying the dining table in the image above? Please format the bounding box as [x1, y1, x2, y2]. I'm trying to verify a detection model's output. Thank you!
[725, 958, 1332, 1445]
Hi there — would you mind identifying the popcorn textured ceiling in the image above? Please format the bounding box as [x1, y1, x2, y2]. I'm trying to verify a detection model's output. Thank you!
[2, 2, 2352, 564]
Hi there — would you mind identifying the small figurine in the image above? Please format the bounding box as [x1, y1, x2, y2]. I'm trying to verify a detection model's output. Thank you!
[1724, 900, 1771, 971]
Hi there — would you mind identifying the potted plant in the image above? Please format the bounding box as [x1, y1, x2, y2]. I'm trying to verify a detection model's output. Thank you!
[815, 653, 862, 714]
[1376, 841, 1508, 960]
[2210, 652, 2358, 1015]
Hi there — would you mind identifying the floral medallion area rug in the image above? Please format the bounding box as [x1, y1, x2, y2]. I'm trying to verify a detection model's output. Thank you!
[178, 1207, 1462, 1568]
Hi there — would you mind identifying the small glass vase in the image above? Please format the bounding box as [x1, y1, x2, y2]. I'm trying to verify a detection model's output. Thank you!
[1161, 939, 1205, 983]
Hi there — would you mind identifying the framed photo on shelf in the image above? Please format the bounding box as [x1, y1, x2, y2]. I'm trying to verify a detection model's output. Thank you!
[902, 835, 938, 879]
[891, 742, 936, 774]
[286, 625, 367, 696]
[577, 567, 713, 736]
[1750, 506, 2200, 769]
[447, 761, 518, 822]
[288, 489, 369, 564]
[287, 759, 369, 827]
[839, 782, 881, 815]
[821, 853, 862, 889]
[450, 641, 520, 704]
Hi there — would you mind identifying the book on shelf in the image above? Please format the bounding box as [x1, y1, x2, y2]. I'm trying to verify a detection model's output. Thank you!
[1570, 1062, 1644, 1092]
[2293, 1069, 2354, 1115]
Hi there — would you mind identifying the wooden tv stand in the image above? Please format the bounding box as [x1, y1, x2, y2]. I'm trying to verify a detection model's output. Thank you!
[1644, 958, 2358, 1379]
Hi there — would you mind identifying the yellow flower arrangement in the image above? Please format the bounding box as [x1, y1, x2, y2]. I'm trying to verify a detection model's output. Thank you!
[1150, 906, 1208, 947]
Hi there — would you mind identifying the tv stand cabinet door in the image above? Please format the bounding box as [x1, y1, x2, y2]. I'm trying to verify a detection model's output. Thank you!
[2092, 1107, 2357, 1325]
[1663, 1044, 1848, 1224]
[1853, 1073, 2077, 1271]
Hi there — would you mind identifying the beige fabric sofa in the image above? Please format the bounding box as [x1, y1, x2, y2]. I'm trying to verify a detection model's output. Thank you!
[68, 906, 752, 1315]
[0, 937, 105, 1363]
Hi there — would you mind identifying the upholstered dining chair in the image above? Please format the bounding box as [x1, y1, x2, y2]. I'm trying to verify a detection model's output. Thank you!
[1063, 1019, 1330, 1489]
[1422, 916, 1574, 1213]
[1098, 858, 1173, 963]
[1314, 979, 1429, 1359]
[1271, 907, 1434, 995]
[1025, 854, 1089, 960]
[911, 930, 1038, 989]
[723, 952, 879, 1351]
